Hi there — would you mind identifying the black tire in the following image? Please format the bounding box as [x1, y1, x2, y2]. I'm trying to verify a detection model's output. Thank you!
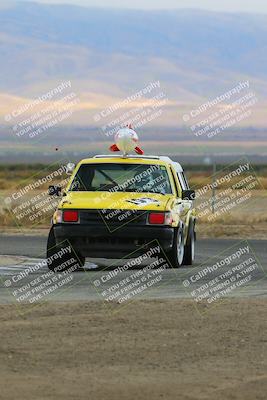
[46, 227, 85, 272]
[183, 219, 196, 266]
[165, 225, 184, 268]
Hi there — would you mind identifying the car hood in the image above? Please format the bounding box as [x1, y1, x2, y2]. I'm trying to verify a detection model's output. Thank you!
[59, 191, 175, 211]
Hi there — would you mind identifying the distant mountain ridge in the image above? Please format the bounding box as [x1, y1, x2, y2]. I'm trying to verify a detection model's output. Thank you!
[0, 0, 267, 137]
[0, 1, 267, 129]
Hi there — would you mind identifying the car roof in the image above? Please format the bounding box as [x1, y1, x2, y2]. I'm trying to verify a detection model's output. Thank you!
[79, 155, 183, 172]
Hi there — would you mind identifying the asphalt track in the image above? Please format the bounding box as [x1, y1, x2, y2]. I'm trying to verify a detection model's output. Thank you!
[0, 235, 266, 305]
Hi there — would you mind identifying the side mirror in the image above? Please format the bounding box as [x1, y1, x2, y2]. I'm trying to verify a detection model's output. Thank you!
[182, 189, 195, 201]
[48, 185, 62, 196]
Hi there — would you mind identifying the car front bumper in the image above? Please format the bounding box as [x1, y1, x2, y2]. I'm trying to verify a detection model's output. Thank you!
[53, 224, 174, 258]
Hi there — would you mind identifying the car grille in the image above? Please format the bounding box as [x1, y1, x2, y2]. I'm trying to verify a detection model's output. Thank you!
[79, 209, 148, 226]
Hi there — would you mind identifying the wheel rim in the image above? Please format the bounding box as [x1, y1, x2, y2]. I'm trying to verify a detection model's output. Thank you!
[177, 230, 184, 265]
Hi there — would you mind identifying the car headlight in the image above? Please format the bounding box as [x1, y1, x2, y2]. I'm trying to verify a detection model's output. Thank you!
[53, 210, 63, 224]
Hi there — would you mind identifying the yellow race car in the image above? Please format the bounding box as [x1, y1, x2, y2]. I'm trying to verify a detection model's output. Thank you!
[47, 155, 196, 270]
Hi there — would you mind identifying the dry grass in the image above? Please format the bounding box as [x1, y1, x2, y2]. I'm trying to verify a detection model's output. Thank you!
[0, 164, 64, 190]
[0, 165, 266, 238]
[187, 172, 267, 190]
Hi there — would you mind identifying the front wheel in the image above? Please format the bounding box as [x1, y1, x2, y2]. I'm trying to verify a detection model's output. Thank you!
[46, 227, 85, 272]
[165, 226, 184, 268]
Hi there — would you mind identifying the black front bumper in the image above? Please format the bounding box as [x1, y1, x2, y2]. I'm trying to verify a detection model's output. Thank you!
[53, 224, 174, 258]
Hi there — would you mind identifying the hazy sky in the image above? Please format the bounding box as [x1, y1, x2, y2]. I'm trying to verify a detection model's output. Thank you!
[16, 0, 267, 14]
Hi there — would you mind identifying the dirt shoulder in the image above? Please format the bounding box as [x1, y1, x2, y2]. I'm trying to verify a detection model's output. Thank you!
[0, 299, 266, 400]
[197, 222, 267, 239]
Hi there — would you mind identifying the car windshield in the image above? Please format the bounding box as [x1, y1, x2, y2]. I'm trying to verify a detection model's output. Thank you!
[69, 163, 173, 194]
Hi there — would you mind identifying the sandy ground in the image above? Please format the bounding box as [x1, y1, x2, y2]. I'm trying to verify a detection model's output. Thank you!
[0, 299, 266, 400]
